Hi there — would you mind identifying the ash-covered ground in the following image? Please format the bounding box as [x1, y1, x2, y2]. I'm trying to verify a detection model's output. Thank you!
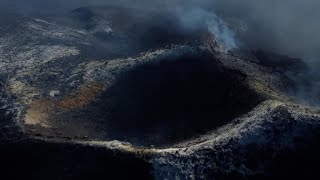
[1, 2, 320, 179]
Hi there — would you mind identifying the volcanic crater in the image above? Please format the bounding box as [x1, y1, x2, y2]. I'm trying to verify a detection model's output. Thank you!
[23, 53, 263, 148]
[3, 4, 320, 179]
[94, 55, 262, 147]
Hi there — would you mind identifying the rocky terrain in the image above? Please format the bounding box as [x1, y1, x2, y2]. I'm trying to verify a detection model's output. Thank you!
[1, 5, 320, 179]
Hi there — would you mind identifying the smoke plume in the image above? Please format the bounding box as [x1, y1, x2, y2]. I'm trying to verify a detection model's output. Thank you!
[1, 0, 320, 104]
[0, 0, 238, 51]
[208, 0, 320, 105]
[1, 0, 319, 58]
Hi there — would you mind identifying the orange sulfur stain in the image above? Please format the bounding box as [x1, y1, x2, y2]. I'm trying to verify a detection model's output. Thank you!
[24, 83, 105, 127]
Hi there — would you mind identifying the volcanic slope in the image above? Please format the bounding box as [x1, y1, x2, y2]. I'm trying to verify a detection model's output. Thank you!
[1, 6, 320, 179]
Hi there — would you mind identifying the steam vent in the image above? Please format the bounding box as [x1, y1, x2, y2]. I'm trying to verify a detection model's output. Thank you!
[1, 5, 320, 179]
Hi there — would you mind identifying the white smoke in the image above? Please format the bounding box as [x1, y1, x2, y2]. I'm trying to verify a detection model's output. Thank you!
[0, 0, 238, 52]
[290, 58, 320, 105]
[177, 7, 237, 51]
[210, 0, 320, 59]
[206, 13, 237, 51]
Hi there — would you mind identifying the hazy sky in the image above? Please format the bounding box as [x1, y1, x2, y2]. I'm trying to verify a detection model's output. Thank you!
[1, 0, 319, 103]
[211, 0, 320, 60]
[2, 0, 319, 59]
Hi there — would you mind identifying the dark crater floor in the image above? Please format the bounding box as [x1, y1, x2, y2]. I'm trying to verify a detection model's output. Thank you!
[79, 54, 263, 147]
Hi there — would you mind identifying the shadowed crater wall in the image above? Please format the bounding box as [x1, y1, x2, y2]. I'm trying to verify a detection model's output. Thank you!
[0, 140, 153, 179]
[86, 54, 262, 147]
